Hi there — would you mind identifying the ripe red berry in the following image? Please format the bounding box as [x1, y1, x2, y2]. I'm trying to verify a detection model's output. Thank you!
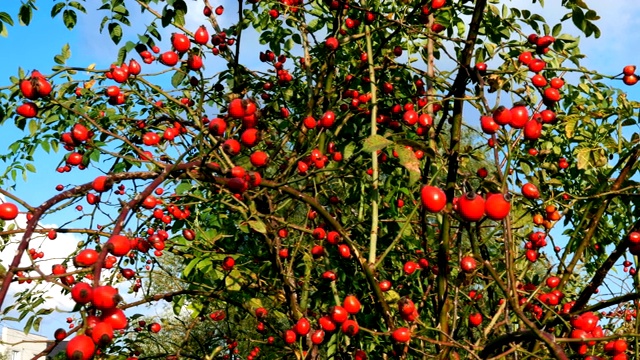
[391, 327, 411, 343]
[521, 183, 540, 199]
[484, 193, 511, 220]
[518, 51, 533, 65]
[460, 256, 477, 273]
[420, 185, 447, 212]
[457, 193, 485, 222]
[623, 65, 636, 76]
[528, 59, 546, 73]
[492, 106, 512, 126]
[171, 33, 191, 53]
[544, 87, 561, 102]
[325, 37, 339, 50]
[194, 25, 210, 45]
[510, 105, 529, 129]
[294, 317, 310, 336]
[546, 276, 560, 288]
[250, 151, 269, 167]
[469, 313, 483, 327]
[480, 115, 500, 134]
[0, 202, 19, 220]
[343, 295, 361, 314]
[403, 261, 418, 275]
[622, 75, 638, 86]
[66, 335, 95, 360]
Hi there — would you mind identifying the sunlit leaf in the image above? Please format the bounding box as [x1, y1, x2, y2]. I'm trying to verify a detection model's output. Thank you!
[363, 134, 393, 153]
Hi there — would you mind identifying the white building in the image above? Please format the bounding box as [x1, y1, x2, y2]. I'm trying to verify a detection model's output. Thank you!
[0, 327, 50, 360]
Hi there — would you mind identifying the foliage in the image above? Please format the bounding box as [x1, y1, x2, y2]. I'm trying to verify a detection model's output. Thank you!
[0, 0, 640, 359]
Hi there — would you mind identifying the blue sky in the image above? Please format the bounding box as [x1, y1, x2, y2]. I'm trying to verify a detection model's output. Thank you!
[1, 0, 640, 339]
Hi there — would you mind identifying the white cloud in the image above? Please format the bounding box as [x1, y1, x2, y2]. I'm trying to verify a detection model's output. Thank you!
[0, 197, 147, 337]
[1, 217, 82, 312]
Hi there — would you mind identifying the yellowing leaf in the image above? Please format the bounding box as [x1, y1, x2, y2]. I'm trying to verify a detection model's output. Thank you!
[564, 115, 579, 139]
[246, 219, 267, 234]
[575, 147, 607, 170]
[225, 269, 243, 291]
[363, 134, 392, 153]
[83, 80, 95, 89]
[395, 145, 421, 186]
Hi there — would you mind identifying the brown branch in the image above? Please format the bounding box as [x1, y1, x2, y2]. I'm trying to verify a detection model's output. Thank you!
[483, 260, 568, 360]
[260, 179, 395, 330]
[436, 1, 488, 356]
[91, 163, 177, 287]
[571, 230, 632, 312]
[559, 146, 640, 290]
[0, 170, 162, 310]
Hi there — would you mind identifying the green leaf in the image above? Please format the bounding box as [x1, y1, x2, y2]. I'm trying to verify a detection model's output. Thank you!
[584, 9, 600, 21]
[484, 43, 496, 57]
[196, 258, 212, 272]
[25, 163, 35, 173]
[89, 150, 101, 163]
[552, 23, 562, 37]
[28, 120, 37, 136]
[245, 298, 264, 312]
[161, 8, 174, 28]
[285, 37, 294, 52]
[395, 145, 421, 186]
[54, 43, 71, 65]
[591, 23, 601, 38]
[363, 134, 393, 153]
[149, 25, 161, 41]
[68, 2, 86, 13]
[113, 5, 129, 15]
[33, 317, 42, 332]
[592, 148, 607, 167]
[343, 142, 356, 161]
[108, 22, 123, 44]
[225, 269, 243, 291]
[171, 71, 186, 88]
[174, 8, 185, 26]
[172, 295, 185, 316]
[124, 40, 136, 52]
[246, 219, 267, 234]
[176, 181, 192, 195]
[62, 43, 71, 60]
[383, 289, 401, 303]
[18, 5, 32, 26]
[24, 315, 33, 334]
[307, 19, 320, 32]
[99, 17, 112, 34]
[54, 55, 65, 65]
[116, 46, 127, 65]
[0, 12, 14, 26]
[62, 9, 77, 29]
[183, 257, 199, 276]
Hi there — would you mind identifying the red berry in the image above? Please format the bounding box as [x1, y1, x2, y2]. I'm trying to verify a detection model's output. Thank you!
[469, 313, 483, 327]
[484, 193, 511, 220]
[420, 185, 447, 212]
[460, 256, 476, 273]
[391, 327, 411, 343]
[325, 37, 339, 50]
